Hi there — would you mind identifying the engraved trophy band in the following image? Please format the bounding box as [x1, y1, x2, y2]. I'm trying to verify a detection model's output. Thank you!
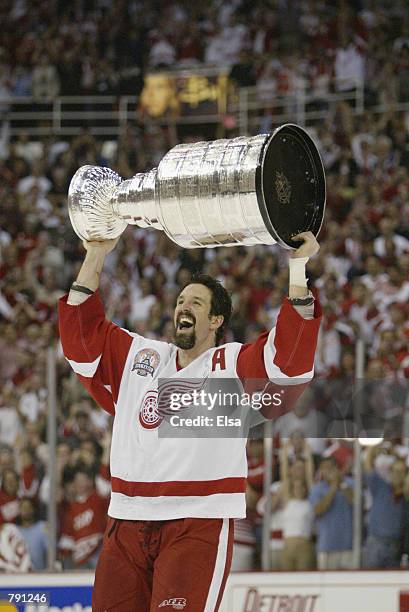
[68, 124, 326, 249]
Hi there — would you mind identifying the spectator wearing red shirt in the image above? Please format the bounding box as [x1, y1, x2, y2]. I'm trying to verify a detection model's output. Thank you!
[59, 467, 109, 569]
[0, 468, 20, 525]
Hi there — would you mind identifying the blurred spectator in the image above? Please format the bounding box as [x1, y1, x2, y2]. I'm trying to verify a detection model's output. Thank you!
[130, 277, 157, 326]
[0, 447, 15, 476]
[264, 478, 285, 570]
[0, 388, 22, 447]
[18, 497, 48, 570]
[0, 522, 31, 573]
[334, 33, 365, 92]
[60, 404, 98, 444]
[0, 468, 20, 525]
[258, 450, 313, 570]
[363, 444, 408, 568]
[373, 218, 409, 258]
[204, 19, 248, 67]
[274, 388, 328, 455]
[18, 374, 47, 424]
[149, 38, 176, 69]
[31, 55, 60, 100]
[322, 440, 354, 476]
[58, 467, 109, 569]
[279, 441, 315, 570]
[309, 457, 354, 570]
[11, 65, 32, 97]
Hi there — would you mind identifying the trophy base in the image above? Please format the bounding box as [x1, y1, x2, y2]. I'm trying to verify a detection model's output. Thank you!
[257, 124, 326, 249]
[68, 166, 127, 241]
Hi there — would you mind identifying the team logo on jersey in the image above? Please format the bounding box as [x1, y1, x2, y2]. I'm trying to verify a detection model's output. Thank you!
[158, 598, 187, 610]
[139, 390, 162, 429]
[132, 348, 160, 377]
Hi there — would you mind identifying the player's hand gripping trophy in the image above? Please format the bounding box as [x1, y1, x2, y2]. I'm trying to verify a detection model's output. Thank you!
[67, 125, 325, 256]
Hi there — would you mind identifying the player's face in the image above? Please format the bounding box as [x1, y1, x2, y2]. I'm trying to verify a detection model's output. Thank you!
[174, 283, 216, 350]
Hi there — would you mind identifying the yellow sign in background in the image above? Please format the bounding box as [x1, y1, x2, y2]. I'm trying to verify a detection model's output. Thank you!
[140, 71, 229, 118]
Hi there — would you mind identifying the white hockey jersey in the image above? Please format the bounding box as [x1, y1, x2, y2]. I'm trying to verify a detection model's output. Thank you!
[58, 291, 321, 520]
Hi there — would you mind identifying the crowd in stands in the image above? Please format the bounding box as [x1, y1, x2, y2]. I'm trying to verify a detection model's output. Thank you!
[0, 0, 408, 102]
[0, 0, 408, 574]
[234, 435, 409, 572]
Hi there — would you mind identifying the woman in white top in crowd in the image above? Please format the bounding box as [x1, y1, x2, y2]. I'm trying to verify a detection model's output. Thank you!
[279, 437, 316, 570]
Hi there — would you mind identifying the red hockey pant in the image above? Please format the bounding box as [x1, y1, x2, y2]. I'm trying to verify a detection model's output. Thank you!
[92, 517, 234, 611]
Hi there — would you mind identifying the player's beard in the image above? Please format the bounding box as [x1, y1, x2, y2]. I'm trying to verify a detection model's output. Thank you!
[174, 327, 196, 349]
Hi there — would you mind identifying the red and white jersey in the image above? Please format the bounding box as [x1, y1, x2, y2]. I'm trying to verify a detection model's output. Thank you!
[0, 491, 20, 525]
[58, 291, 321, 520]
[0, 523, 31, 572]
[59, 491, 109, 566]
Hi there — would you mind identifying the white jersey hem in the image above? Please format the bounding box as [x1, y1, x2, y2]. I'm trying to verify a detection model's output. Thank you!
[108, 492, 246, 520]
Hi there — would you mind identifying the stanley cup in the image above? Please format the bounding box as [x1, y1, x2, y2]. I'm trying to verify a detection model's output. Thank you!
[68, 124, 326, 250]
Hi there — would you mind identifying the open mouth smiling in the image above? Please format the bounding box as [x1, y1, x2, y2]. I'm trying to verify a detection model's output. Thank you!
[177, 315, 195, 331]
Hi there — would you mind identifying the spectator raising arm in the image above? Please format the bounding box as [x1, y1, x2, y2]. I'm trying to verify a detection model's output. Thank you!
[313, 480, 339, 516]
[363, 443, 382, 473]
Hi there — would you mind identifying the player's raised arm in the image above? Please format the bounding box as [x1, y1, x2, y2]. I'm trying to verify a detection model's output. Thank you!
[67, 238, 120, 305]
[288, 231, 320, 298]
[58, 238, 133, 415]
[236, 232, 322, 419]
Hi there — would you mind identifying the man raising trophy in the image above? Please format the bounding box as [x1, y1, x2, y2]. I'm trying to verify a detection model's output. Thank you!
[59, 125, 324, 611]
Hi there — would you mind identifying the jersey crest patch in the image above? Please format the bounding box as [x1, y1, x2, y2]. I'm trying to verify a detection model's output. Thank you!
[132, 348, 160, 377]
[139, 390, 162, 429]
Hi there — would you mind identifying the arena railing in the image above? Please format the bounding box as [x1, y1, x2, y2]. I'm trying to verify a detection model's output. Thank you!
[1, 76, 407, 138]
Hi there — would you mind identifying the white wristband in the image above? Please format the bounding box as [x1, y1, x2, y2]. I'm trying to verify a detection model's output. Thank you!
[67, 290, 91, 306]
[289, 256, 309, 287]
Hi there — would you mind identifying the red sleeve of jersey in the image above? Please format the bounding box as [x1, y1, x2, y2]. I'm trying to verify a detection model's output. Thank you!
[268, 297, 322, 377]
[236, 297, 322, 419]
[58, 291, 133, 415]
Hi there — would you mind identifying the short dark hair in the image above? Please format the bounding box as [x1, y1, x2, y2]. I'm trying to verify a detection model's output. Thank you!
[182, 273, 232, 346]
[74, 465, 95, 481]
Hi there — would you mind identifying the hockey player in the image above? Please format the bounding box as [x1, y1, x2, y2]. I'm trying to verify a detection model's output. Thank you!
[58, 231, 321, 611]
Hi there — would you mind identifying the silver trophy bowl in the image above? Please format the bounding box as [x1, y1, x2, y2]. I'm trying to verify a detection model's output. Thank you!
[68, 124, 326, 249]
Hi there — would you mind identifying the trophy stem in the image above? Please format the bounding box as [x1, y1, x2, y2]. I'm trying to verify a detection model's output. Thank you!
[112, 169, 163, 230]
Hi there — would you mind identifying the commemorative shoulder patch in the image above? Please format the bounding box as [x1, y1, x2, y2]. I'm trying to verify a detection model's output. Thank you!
[131, 348, 160, 377]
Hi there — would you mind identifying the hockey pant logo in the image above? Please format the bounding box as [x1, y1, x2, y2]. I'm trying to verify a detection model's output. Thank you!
[158, 598, 187, 610]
